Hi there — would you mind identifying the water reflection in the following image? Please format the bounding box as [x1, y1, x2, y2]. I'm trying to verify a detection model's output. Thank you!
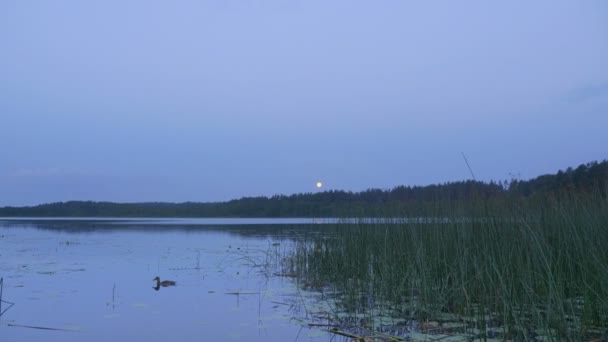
[0, 219, 331, 240]
[0, 219, 334, 342]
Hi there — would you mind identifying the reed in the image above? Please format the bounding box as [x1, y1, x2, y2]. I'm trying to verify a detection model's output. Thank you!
[0, 277, 16, 317]
[286, 192, 608, 340]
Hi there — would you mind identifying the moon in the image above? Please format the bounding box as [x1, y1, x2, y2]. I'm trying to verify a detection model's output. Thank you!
[316, 181, 323, 188]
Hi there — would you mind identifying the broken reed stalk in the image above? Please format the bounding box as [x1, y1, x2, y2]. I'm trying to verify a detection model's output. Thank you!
[0, 277, 16, 317]
[326, 328, 366, 341]
[0, 278, 73, 332]
[7, 323, 77, 332]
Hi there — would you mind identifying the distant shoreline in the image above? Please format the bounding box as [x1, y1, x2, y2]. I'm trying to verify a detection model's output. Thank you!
[1, 160, 606, 218]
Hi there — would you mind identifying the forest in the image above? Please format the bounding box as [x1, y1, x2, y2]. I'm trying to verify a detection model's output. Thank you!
[1, 160, 606, 217]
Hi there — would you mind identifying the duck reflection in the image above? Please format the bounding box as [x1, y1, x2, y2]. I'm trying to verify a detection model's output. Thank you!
[152, 276, 176, 291]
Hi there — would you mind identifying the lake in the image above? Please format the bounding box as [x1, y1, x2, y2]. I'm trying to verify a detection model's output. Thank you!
[0, 218, 335, 342]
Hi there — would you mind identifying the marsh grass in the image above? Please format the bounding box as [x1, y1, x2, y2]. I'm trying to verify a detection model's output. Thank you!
[285, 192, 608, 340]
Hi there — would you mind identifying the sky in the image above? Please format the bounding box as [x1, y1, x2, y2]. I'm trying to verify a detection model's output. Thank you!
[1, 0, 607, 206]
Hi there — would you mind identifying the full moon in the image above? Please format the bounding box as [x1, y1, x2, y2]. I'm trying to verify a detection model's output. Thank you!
[316, 181, 323, 188]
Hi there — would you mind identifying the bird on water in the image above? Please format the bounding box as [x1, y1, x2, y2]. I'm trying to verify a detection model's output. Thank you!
[153, 276, 176, 288]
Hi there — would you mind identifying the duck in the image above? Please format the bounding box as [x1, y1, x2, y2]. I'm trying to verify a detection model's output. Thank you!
[153, 276, 176, 287]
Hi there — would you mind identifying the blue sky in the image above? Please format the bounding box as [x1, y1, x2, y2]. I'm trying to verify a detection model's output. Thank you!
[1, 0, 607, 206]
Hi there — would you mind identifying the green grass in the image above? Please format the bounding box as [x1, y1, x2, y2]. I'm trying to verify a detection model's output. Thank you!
[285, 193, 608, 340]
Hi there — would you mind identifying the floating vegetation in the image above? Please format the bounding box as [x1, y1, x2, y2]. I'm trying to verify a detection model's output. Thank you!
[62, 240, 80, 246]
[225, 291, 260, 295]
[5, 323, 80, 332]
[37, 268, 85, 275]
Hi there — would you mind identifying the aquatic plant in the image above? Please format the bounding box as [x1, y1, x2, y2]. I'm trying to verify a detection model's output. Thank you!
[286, 191, 608, 340]
[1, 277, 16, 317]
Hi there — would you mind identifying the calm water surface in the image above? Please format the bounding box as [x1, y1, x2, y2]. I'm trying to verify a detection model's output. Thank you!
[0, 219, 333, 341]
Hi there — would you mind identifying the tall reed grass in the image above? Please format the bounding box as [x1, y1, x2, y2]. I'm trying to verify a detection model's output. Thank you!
[286, 192, 608, 340]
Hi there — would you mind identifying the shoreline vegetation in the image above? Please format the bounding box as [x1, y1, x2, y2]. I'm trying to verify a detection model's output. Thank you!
[283, 189, 608, 340]
[0, 160, 606, 218]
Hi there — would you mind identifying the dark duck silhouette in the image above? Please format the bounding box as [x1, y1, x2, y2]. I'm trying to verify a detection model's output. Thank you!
[153, 276, 176, 290]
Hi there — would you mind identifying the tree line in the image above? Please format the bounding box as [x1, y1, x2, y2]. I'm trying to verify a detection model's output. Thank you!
[1, 160, 606, 218]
